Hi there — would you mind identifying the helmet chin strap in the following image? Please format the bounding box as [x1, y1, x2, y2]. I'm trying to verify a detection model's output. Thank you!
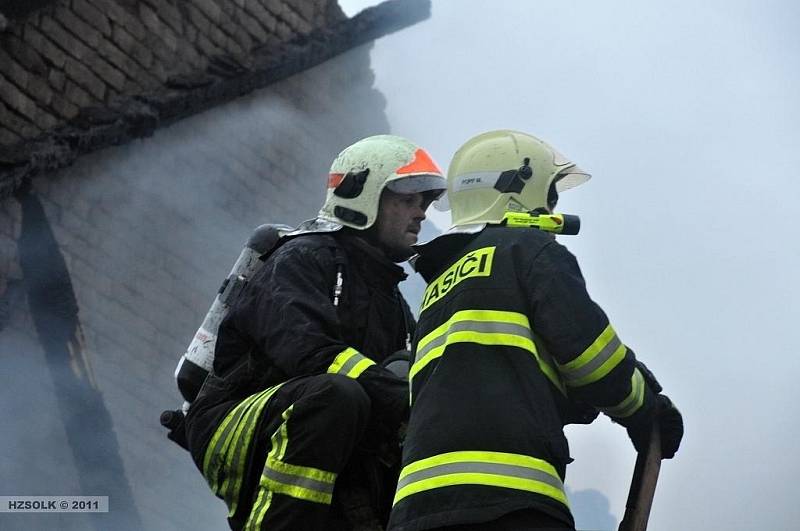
[547, 182, 560, 212]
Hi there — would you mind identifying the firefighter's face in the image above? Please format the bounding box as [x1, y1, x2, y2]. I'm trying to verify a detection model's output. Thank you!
[371, 189, 433, 262]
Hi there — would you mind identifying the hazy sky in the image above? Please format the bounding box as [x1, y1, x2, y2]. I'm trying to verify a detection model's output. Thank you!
[340, 1, 800, 529]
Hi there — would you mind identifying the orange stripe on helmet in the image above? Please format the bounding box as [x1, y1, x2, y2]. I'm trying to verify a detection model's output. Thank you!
[396, 148, 443, 177]
[328, 173, 345, 188]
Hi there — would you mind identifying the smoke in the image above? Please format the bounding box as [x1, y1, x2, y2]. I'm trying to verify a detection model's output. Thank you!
[0, 303, 94, 531]
[0, 40, 397, 530]
[567, 487, 617, 531]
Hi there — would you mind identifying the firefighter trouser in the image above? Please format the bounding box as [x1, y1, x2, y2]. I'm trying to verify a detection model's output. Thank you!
[201, 374, 371, 530]
[431, 508, 575, 530]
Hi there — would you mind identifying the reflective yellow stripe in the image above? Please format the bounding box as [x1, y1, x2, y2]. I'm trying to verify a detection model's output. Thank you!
[601, 368, 645, 418]
[201, 384, 284, 518]
[248, 406, 293, 528]
[557, 324, 627, 387]
[273, 406, 291, 460]
[393, 450, 568, 508]
[413, 310, 532, 381]
[203, 396, 249, 485]
[559, 324, 615, 371]
[417, 310, 530, 352]
[261, 476, 333, 504]
[258, 405, 336, 505]
[262, 457, 336, 504]
[412, 330, 534, 380]
[266, 458, 336, 485]
[244, 490, 272, 531]
[222, 393, 269, 515]
[411, 310, 562, 393]
[327, 347, 376, 379]
[202, 386, 279, 490]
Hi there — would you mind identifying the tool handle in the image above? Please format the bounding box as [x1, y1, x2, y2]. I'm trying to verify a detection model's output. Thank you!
[618, 422, 662, 531]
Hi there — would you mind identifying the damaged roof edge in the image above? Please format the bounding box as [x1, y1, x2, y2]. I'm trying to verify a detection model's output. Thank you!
[0, 0, 432, 201]
[0, 0, 55, 24]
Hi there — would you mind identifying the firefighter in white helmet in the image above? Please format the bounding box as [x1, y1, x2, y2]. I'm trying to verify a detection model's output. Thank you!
[185, 135, 446, 530]
[388, 130, 683, 531]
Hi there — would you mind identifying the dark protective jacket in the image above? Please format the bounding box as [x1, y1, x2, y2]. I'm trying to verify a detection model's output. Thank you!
[388, 226, 657, 531]
[185, 231, 413, 468]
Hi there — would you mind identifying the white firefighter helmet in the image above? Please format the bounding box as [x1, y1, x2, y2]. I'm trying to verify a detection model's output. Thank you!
[446, 130, 591, 227]
[318, 135, 446, 229]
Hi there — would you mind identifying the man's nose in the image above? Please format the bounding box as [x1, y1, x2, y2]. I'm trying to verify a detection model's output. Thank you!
[414, 203, 426, 221]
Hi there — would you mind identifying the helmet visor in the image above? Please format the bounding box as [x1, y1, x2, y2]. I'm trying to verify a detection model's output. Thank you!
[555, 165, 591, 192]
[386, 174, 448, 197]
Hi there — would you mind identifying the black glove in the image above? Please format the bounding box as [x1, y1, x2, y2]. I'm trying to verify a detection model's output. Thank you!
[381, 349, 411, 380]
[626, 394, 684, 459]
[358, 351, 411, 458]
[635, 360, 662, 393]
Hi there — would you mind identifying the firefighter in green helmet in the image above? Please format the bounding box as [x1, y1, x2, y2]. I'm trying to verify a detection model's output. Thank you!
[388, 130, 683, 531]
[185, 135, 446, 530]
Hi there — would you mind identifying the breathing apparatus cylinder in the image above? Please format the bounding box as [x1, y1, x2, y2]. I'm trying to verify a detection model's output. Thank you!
[174, 224, 292, 410]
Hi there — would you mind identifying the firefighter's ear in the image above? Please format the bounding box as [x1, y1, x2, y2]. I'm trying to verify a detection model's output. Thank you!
[333, 169, 370, 199]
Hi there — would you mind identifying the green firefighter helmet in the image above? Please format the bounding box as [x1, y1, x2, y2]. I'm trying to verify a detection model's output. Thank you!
[446, 130, 591, 227]
[318, 135, 446, 229]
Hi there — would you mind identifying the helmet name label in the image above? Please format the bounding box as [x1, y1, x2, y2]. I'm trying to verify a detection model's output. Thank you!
[452, 172, 499, 192]
[421, 246, 495, 313]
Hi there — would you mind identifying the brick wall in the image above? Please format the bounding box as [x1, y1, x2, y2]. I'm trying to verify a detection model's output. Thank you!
[0, 0, 345, 146]
[0, 15, 393, 531]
